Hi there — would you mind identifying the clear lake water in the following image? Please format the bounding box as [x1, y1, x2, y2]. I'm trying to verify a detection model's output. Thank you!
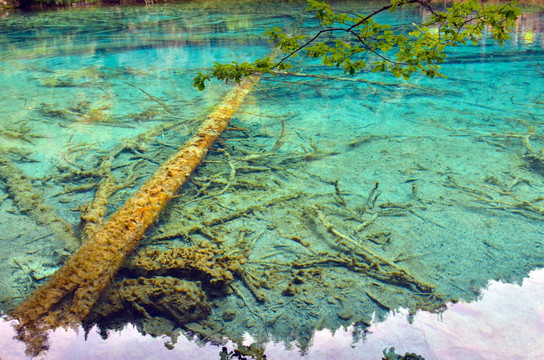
[0, 1, 543, 358]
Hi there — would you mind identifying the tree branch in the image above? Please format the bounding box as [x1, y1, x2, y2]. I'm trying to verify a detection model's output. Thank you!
[271, 0, 421, 70]
[193, 0, 520, 90]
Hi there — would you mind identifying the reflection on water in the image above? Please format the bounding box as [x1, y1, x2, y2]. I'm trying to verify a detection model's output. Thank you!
[0, 0, 543, 358]
[2, 268, 544, 359]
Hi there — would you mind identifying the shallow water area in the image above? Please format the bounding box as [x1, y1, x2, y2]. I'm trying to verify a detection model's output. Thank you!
[0, 0, 543, 358]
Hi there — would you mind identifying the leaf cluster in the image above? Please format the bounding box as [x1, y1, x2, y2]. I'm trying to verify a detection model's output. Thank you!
[193, 57, 274, 91]
[194, 0, 520, 90]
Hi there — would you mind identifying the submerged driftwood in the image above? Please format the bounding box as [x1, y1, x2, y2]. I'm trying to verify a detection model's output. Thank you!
[10, 75, 261, 356]
[0, 154, 80, 251]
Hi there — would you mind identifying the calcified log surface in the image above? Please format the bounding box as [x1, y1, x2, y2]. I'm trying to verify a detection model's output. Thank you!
[10, 75, 260, 356]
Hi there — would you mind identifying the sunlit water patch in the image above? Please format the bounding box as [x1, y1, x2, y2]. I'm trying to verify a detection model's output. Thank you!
[0, 1, 543, 358]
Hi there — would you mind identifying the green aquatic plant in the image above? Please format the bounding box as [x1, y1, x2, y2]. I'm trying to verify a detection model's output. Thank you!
[194, 0, 520, 90]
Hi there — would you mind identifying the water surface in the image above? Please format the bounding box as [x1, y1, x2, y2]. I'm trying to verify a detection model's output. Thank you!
[0, 1, 543, 358]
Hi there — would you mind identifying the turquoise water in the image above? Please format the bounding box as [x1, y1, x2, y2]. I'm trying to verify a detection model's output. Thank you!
[0, 1, 543, 359]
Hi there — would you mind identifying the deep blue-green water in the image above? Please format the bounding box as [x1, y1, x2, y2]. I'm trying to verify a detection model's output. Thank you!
[0, 1, 543, 359]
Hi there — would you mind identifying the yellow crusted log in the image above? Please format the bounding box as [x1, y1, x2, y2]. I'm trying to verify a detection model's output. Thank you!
[10, 75, 260, 356]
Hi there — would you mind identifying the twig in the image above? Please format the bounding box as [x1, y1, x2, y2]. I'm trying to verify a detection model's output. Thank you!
[238, 270, 267, 302]
[24, 233, 54, 246]
[355, 213, 378, 232]
[334, 180, 347, 206]
[229, 284, 262, 321]
[13, 259, 35, 289]
[207, 148, 236, 197]
[125, 82, 174, 114]
[271, 114, 286, 151]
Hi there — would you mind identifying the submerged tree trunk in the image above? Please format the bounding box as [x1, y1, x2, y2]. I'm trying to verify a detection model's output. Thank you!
[10, 75, 261, 356]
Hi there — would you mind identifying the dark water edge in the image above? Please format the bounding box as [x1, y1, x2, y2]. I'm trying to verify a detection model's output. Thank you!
[0, 0, 302, 16]
[2, 0, 543, 14]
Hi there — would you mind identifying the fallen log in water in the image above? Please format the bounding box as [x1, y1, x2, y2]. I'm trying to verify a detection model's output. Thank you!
[10, 75, 261, 356]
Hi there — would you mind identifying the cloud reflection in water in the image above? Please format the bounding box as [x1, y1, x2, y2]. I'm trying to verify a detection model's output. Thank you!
[2, 268, 543, 359]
